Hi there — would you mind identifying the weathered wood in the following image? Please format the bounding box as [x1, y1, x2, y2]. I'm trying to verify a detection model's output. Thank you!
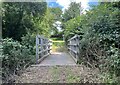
[67, 35, 80, 63]
[36, 35, 52, 64]
[36, 36, 39, 64]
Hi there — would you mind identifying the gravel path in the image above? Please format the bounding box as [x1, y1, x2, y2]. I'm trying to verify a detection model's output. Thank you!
[16, 65, 102, 83]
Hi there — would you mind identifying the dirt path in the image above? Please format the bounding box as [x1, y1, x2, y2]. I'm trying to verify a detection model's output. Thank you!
[15, 65, 102, 83]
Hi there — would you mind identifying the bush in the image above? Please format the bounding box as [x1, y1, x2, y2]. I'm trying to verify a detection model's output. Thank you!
[64, 3, 120, 82]
[21, 33, 36, 55]
[2, 34, 36, 82]
[106, 46, 120, 76]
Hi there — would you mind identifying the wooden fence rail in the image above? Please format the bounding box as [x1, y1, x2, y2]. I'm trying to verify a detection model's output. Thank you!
[36, 35, 52, 64]
[67, 35, 80, 63]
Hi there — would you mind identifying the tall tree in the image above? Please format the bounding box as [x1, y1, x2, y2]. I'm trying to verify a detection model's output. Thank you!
[62, 2, 81, 22]
[49, 7, 62, 21]
[49, 7, 62, 36]
[2, 2, 47, 41]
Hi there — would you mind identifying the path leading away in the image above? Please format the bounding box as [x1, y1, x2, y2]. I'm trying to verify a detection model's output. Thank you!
[15, 52, 102, 83]
[15, 43, 102, 83]
[16, 65, 101, 83]
[39, 52, 76, 66]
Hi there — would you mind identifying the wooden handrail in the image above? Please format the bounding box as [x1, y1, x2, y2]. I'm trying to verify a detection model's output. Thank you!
[36, 35, 52, 64]
[67, 34, 80, 63]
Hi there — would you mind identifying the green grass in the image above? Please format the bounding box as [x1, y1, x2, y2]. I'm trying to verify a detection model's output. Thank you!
[50, 38, 63, 41]
[66, 74, 80, 83]
[65, 67, 80, 83]
[49, 66, 60, 83]
[49, 66, 80, 83]
[50, 38, 66, 52]
[99, 73, 119, 84]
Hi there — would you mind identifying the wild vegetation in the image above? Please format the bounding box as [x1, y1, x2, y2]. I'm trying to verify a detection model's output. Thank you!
[1, 1, 120, 83]
[63, 2, 120, 83]
[1, 2, 59, 82]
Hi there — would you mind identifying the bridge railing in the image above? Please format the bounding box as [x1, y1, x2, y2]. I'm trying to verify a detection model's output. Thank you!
[36, 35, 52, 64]
[67, 35, 80, 63]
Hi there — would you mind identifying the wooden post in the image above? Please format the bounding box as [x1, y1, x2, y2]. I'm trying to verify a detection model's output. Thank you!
[41, 38, 43, 57]
[36, 35, 39, 64]
[76, 35, 79, 62]
[49, 40, 52, 53]
[70, 40, 71, 55]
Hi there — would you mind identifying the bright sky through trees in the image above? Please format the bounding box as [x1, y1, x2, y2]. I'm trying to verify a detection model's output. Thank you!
[48, 0, 98, 12]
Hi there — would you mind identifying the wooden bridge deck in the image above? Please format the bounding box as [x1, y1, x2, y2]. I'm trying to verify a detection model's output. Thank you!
[34, 52, 76, 66]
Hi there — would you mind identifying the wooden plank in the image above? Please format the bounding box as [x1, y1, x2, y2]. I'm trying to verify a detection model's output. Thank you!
[37, 53, 50, 64]
[68, 35, 78, 41]
[68, 52, 77, 63]
[38, 44, 49, 46]
[67, 34, 80, 63]
[38, 48, 51, 54]
[68, 48, 77, 54]
[68, 44, 78, 46]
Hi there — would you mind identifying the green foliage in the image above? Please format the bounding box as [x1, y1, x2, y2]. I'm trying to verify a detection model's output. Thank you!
[2, 36, 36, 82]
[107, 47, 120, 76]
[39, 8, 55, 37]
[52, 41, 64, 47]
[49, 7, 62, 21]
[21, 33, 36, 55]
[52, 40, 65, 52]
[2, 2, 47, 41]
[80, 4, 120, 76]
[51, 38, 63, 41]
[64, 16, 82, 41]
[49, 7, 63, 37]
[1, 2, 58, 82]
[64, 2, 120, 82]
[62, 2, 81, 22]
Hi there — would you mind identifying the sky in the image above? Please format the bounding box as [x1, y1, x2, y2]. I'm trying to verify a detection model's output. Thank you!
[47, 0, 98, 32]
[47, 0, 98, 12]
